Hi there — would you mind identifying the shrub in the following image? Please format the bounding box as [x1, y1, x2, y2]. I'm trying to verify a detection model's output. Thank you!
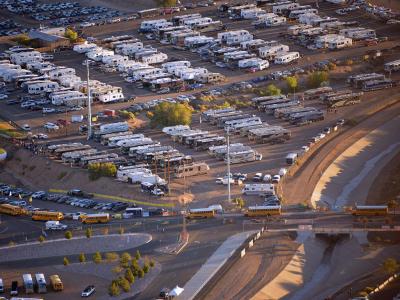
[150, 102, 193, 127]
[143, 263, 149, 274]
[327, 62, 337, 70]
[307, 71, 329, 88]
[86, 228, 92, 238]
[88, 162, 117, 180]
[65, 231, 72, 239]
[93, 251, 102, 264]
[106, 252, 120, 262]
[103, 227, 109, 235]
[38, 235, 45, 243]
[109, 281, 120, 296]
[137, 268, 144, 278]
[149, 259, 155, 268]
[63, 257, 70, 266]
[345, 59, 353, 66]
[286, 76, 298, 94]
[125, 268, 135, 283]
[112, 266, 123, 274]
[120, 252, 131, 268]
[79, 252, 86, 263]
[64, 28, 78, 42]
[382, 258, 399, 274]
[118, 110, 136, 120]
[118, 277, 131, 292]
[12, 34, 32, 46]
[266, 84, 281, 96]
[135, 250, 141, 260]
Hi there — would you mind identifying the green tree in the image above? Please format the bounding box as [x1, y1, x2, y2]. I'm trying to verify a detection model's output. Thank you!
[135, 250, 141, 260]
[63, 257, 70, 266]
[266, 84, 281, 96]
[137, 268, 145, 278]
[118, 277, 131, 292]
[93, 251, 102, 264]
[120, 252, 132, 268]
[13, 34, 31, 46]
[86, 227, 92, 238]
[125, 268, 135, 283]
[149, 259, 155, 268]
[143, 263, 149, 274]
[38, 235, 45, 243]
[64, 28, 78, 42]
[382, 258, 399, 274]
[79, 252, 86, 263]
[307, 71, 329, 88]
[150, 102, 193, 127]
[109, 281, 120, 296]
[106, 252, 120, 262]
[88, 162, 117, 180]
[65, 231, 72, 239]
[286, 76, 298, 98]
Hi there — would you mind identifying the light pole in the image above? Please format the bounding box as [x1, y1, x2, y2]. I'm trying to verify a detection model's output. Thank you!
[227, 127, 231, 203]
[86, 60, 92, 140]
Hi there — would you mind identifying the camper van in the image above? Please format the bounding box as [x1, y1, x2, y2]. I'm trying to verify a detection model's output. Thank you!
[242, 184, 275, 196]
[175, 162, 210, 178]
[274, 52, 300, 64]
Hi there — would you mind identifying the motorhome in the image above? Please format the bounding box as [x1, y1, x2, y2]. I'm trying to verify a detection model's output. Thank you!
[174, 162, 210, 178]
[224, 116, 262, 131]
[242, 183, 275, 196]
[100, 131, 132, 145]
[139, 19, 168, 33]
[290, 110, 325, 125]
[362, 79, 394, 92]
[201, 107, 236, 122]
[275, 107, 317, 119]
[193, 21, 225, 33]
[194, 136, 226, 150]
[225, 149, 262, 164]
[289, 8, 318, 19]
[50, 91, 86, 106]
[34, 273, 47, 294]
[265, 16, 287, 27]
[328, 37, 352, 50]
[259, 44, 290, 60]
[238, 58, 269, 70]
[27, 80, 59, 94]
[218, 30, 253, 46]
[384, 59, 400, 72]
[141, 53, 168, 64]
[108, 134, 145, 148]
[274, 52, 300, 64]
[23, 274, 34, 294]
[98, 91, 125, 103]
[172, 13, 202, 25]
[251, 95, 287, 107]
[73, 43, 98, 53]
[10, 51, 42, 65]
[347, 73, 386, 88]
[272, 2, 300, 14]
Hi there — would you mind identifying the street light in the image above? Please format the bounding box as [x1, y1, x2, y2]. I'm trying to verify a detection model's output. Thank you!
[86, 60, 92, 140]
[227, 127, 231, 203]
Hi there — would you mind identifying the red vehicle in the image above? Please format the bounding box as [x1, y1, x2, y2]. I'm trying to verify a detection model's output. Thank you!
[56, 119, 71, 127]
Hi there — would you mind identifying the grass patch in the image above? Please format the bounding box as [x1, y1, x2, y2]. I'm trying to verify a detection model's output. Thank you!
[57, 171, 68, 180]
[0, 121, 26, 139]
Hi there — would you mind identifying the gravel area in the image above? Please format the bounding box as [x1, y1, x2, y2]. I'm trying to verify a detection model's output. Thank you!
[0, 233, 152, 262]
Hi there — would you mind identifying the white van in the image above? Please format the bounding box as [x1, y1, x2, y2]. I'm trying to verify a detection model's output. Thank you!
[45, 221, 67, 230]
[0, 278, 3, 293]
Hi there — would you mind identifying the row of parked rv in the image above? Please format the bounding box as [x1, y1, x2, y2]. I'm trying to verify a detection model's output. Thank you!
[140, 14, 300, 71]
[0, 46, 126, 107]
[0, 273, 62, 296]
[73, 35, 224, 93]
[347, 73, 397, 92]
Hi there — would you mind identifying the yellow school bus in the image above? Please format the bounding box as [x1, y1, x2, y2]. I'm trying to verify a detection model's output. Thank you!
[351, 205, 388, 216]
[0, 203, 27, 216]
[244, 205, 282, 217]
[80, 213, 110, 224]
[32, 211, 64, 221]
[49, 274, 64, 291]
[186, 208, 215, 219]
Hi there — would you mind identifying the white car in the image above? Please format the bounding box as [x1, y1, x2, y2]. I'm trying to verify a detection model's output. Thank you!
[81, 285, 95, 297]
[44, 122, 59, 130]
[317, 133, 326, 139]
[0, 94, 8, 100]
[151, 188, 165, 196]
[43, 107, 55, 113]
[22, 124, 31, 131]
[263, 174, 272, 182]
[33, 133, 48, 139]
[301, 145, 310, 153]
[272, 175, 281, 183]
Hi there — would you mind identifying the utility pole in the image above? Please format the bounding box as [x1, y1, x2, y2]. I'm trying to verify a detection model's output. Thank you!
[227, 127, 231, 203]
[86, 60, 92, 140]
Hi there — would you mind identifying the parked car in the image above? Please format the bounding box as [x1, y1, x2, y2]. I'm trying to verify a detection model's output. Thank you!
[272, 175, 281, 183]
[0, 94, 8, 100]
[253, 173, 263, 182]
[81, 285, 95, 297]
[22, 124, 31, 131]
[44, 122, 59, 130]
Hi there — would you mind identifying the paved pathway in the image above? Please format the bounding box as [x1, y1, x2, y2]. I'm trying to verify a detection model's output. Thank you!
[0, 233, 151, 262]
[177, 230, 257, 300]
[311, 115, 400, 209]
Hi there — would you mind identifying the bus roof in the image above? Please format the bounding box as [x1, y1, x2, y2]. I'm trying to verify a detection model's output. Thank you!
[248, 205, 281, 210]
[189, 208, 214, 213]
[355, 205, 388, 209]
[84, 213, 110, 218]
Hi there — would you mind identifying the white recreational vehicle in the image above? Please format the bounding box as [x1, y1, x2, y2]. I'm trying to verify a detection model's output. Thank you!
[274, 51, 300, 64]
[27, 80, 59, 94]
[238, 58, 269, 70]
[139, 19, 168, 32]
[259, 44, 290, 60]
[218, 30, 253, 46]
[73, 43, 98, 53]
[242, 183, 275, 196]
[141, 53, 168, 64]
[384, 59, 400, 72]
[48, 67, 76, 80]
[265, 16, 287, 27]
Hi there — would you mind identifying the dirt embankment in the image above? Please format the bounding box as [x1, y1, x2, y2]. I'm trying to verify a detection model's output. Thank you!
[366, 150, 400, 205]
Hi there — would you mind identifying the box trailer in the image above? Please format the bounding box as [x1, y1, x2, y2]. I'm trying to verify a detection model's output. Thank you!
[242, 183, 275, 196]
[274, 51, 300, 64]
[34, 274, 47, 294]
[225, 149, 262, 164]
[23, 274, 34, 294]
[174, 162, 210, 178]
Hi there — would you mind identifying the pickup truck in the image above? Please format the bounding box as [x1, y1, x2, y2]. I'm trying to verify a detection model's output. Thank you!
[67, 189, 94, 198]
[45, 221, 67, 230]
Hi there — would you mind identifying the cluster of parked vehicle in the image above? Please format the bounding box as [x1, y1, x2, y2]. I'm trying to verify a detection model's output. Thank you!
[0, 19, 26, 36]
